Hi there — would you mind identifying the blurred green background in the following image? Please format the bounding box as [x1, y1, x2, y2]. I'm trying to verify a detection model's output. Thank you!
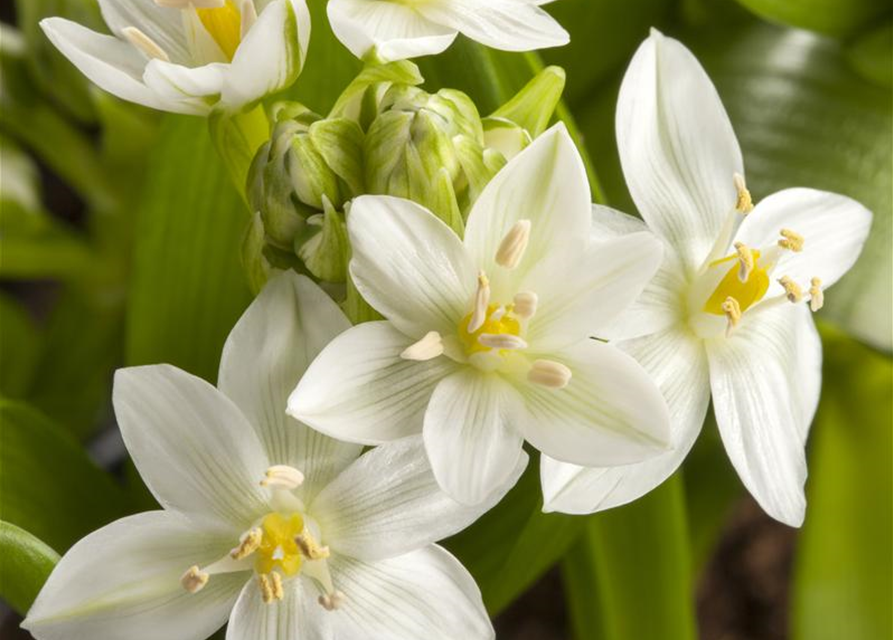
[1, 0, 891, 638]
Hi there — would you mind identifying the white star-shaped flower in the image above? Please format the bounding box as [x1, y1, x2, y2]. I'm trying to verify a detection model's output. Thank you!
[40, 0, 311, 115]
[24, 272, 504, 640]
[540, 30, 872, 527]
[328, 0, 569, 63]
[288, 124, 672, 506]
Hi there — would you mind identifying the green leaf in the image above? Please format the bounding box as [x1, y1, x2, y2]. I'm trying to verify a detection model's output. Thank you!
[731, 0, 891, 37]
[792, 328, 893, 640]
[0, 294, 41, 399]
[0, 400, 129, 552]
[0, 521, 60, 616]
[846, 20, 893, 88]
[562, 476, 698, 640]
[125, 115, 252, 383]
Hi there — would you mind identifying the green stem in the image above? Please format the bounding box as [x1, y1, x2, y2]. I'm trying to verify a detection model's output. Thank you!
[208, 105, 270, 202]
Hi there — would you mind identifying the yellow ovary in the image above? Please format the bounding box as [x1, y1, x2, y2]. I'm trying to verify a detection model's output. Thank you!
[197, 1, 242, 60]
[254, 512, 305, 576]
[458, 304, 522, 356]
[703, 250, 770, 316]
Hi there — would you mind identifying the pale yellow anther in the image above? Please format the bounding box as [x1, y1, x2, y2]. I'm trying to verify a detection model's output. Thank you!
[260, 465, 304, 490]
[527, 360, 572, 389]
[467, 272, 491, 334]
[400, 331, 444, 361]
[809, 277, 824, 312]
[734, 173, 753, 214]
[240, 0, 257, 38]
[258, 574, 275, 604]
[181, 566, 209, 594]
[318, 590, 346, 611]
[122, 27, 170, 62]
[733, 242, 754, 282]
[721, 296, 742, 336]
[230, 527, 263, 560]
[495, 220, 532, 270]
[295, 532, 330, 561]
[270, 571, 284, 602]
[778, 276, 803, 303]
[478, 333, 528, 351]
[778, 229, 804, 252]
[512, 292, 538, 320]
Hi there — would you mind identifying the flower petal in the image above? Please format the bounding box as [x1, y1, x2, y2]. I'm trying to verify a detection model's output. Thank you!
[423, 369, 528, 505]
[617, 29, 744, 272]
[513, 338, 671, 467]
[311, 435, 519, 561]
[463, 124, 591, 298]
[98, 0, 192, 63]
[226, 575, 331, 640]
[733, 188, 872, 296]
[218, 272, 361, 500]
[417, 0, 568, 52]
[348, 195, 476, 338]
[143, 59, 226, 102]
[288, 322, 458, 444]
[222, 0, 310, 109]
[541, 326, 709, 514]
[327, 545, 493, 640]
[328, 0, 457, 62]
[114, 365, 270, 528]
[706, 302, 822, 527]
[23, 511, 244, 640]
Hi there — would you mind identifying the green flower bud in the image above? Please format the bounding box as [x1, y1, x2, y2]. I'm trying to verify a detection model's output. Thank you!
[295, 196, 350, 283]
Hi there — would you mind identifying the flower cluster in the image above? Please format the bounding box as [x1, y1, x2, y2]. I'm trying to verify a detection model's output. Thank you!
[27, 2, 872, 638]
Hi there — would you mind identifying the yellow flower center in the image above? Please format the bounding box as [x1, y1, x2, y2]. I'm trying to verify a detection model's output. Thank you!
[458, 304, 522, 356]
[254, 512, 305, 577]
[703, 249, 770, 316]
[197, 1, 242, 61]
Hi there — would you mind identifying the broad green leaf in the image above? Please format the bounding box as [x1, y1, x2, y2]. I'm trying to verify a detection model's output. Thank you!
[0, 294, 41, 399]
[732, 0, 891, 37]
[0, 401, 129, 552]
[125, 115, 252, 383]
[562, 476, 698, 640]
[792, 328, 893, 640]
[0, 521, 59, 616]
[846, 20, 893, 88]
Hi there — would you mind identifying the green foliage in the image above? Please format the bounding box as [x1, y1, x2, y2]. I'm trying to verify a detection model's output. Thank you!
[0, 521, 60, 616]
[731, 0, 891, 37]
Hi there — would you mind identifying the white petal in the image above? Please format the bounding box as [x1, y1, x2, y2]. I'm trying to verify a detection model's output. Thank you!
[311, 435, 520, 561]
[463, 124, 591, 298]
[288, 322, 458, 444]
[327, 546, 493, 640]
[513, 339, 671, 467]
[23, 511, 244, 640]
[417, 0, 568, 52]
[218, 272, 361, 500]
[733, 188, 872, 295]
[114, 365, 270, 528]
[617, 29, 744, 272]
[222, 0, 310, 109]
[143, 59, 226, 101]
[541, 326, 710, 514]
[423, 368, 528, 505]
[39, 18, 204, 115]
[523, 230, 664, 350]
[98, 0, 192, 63]
[226, 575, 331, 640]
[706, 302, 822, 526]
[328, 0, 457, 62]
[348, 195, 476, 338]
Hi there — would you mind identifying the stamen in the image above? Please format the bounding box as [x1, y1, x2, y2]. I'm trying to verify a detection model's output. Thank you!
[270, 571, 284, 601]
[528, 360, 572, 389]
[734, 173, 753, 214]
[809, 277, 824, 312]
[512, 292, 538, 320]
[295, 532, 330, 560]
[230, 528, 263, 560]
[258, 574, 275, 604]
[477, 333, 528, 350]
[181, 566, 209, 593]
[467, 272, 491, 333]
[721, 296, 741, 336]
[400, 331, 444, 361]
[319, 590, 346, 611]
[733, 242, 754, 282]
[260, 465, 305, 490]
[122, 27, 170, 62]
[778, 276, 803, 303]
[778, 229, 804, 252]
[495, 220, 532, 270]
[240, 0, 257, 38]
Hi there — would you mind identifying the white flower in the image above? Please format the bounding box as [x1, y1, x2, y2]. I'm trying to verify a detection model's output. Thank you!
[23, 272, 503, 640]
[288, 124, 672, 506]
[328, 0, 568, 63]
[540, 30, 872, 527]
[39, 0, 310, 115]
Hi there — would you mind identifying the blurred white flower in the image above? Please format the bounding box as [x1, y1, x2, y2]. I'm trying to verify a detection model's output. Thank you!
[40, 0, 311, 115]
[540, 29, 872, 527]
[24, 272, 500, 640]
[328, 0, 568, 62]
[288, 124, 672, 507]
